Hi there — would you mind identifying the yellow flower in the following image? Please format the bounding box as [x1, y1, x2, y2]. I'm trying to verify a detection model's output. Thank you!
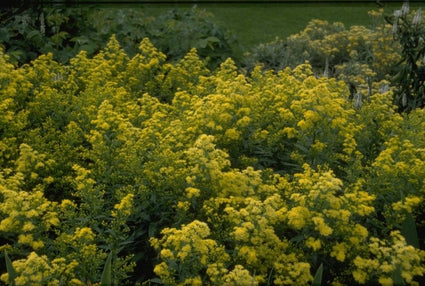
[352, 269, 367, 284]
[69, 278, 84, 286]
[378, 276, 393, 286]
[331, 243, 347, 262]
[153, 262, 170, 277]
[312, 216, 333, 236]
[74, 227, 95, 242]
[60, 199, 76, 209]
[222, 265, 255, 286]
[183, 276, 202, 285]
[185, 187, 201, 199]
[354, 224, 368, 239]
[177, 201, 190, 211]
[31, 240, 45, 250]
[22, 222, 36, 232]
[392, 196, 422, 213]
[233, 226, 250, 242]
[297, 119, 310, 130]
[236, 116, 251, 128]
[311, 140, 327, 152]
[238, 246, 258, 264]
[282, 127, 297, 139]
[0, 217, 14, 232]
[305, 237, 322, 251]
[112, 193, 134, 217]
[160, 249, 175, 260]
[287, 206, 310, 230]
[177, 244, 192, 261]
[379, 262, 394, 273]
[18, 233, 33, 245]
[224, 128, 241, 141]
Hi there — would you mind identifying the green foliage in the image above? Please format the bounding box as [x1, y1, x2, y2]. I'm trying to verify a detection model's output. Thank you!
[0, 4, 235, 69]
[242, 37, 290, 73]
[0, 4, 89, 64]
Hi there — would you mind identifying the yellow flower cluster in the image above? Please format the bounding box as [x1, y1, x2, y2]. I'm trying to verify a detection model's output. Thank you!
[0, 252, 82, 286]
[150, 220, 234, 285]
[0, 185, 58, 251]
[353, 231, 425, 285]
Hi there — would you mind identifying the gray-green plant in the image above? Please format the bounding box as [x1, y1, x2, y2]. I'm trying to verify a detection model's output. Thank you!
[389, 2, 425, 112]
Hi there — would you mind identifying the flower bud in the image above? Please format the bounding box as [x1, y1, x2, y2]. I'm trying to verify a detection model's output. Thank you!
[379, 84, 389, 94]
[394, 9, 402, 18]
[392, 22, 398, 34]
[412, 9, 422, 26]
[401, 2, 410, 15]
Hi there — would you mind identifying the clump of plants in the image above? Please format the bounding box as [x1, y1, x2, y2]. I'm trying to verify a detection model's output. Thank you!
[244, 3, 425, 114]
[243, 9, 400, 104]
[1, 35, 425, 285]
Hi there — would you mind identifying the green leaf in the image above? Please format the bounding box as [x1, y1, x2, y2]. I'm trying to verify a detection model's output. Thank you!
[206, 36, 220, 43]
[401, 213, 420, 248]
[4, 250, 16, 286]
[149, 278, 163, 284]
[290, 234, 304, 243]
[101, 252, 112, 286]
[26, 30, 41, 40]
[198, 38, 209, 49]
[311, 263, 323, 286]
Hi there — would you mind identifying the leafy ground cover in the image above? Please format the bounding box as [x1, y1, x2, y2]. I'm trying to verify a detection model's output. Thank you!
[1, 2, 425, 286]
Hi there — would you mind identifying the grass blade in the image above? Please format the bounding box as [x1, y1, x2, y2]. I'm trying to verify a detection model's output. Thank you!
[101, 252, 112, 286]
[311, 263, 323, 286]
[4, 250, 16, 286]
[392, 263, 405, 286]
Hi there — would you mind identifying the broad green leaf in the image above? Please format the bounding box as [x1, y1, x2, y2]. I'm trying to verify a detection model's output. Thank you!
[401, 213, 420, 248]
[311, 263, 323, 286]
[149, 278, 163, 284]
[26, 30, 41, 41]
[206, 36, 220, 43]
[392, 263, 405, 286]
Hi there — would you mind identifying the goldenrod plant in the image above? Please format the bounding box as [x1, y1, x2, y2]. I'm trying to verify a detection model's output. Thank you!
[1, 33, 425, 285]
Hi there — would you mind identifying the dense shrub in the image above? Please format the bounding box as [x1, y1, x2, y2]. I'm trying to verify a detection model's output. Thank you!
[0, 4, 236, 69]
[1, 36, 424, 285]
